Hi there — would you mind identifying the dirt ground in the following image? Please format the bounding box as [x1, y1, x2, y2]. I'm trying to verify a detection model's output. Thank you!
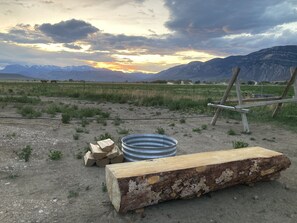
[0, 97, 296, 223]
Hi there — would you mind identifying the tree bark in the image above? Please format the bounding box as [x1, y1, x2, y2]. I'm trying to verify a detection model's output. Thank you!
[105, 147, 291, 213]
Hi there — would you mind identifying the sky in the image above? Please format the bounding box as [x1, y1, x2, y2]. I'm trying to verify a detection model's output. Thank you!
[0, 0, 297, 73]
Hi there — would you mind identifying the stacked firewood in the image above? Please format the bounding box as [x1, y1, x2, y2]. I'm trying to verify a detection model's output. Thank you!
[84, 138, 124, 167]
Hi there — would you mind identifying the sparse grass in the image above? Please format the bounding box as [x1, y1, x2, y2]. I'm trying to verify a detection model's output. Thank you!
[7, 173, 19, 179]
[179, 118, 186, 124]
[232, 141, 249, 149]
[0, 95, 40, 104]
[192, 128, 201, 133]
[117, 128, 129, 135]
[84, 146, 90, 153]
[62, 113, 71, 124]
[1, 82, 296, 132]
[201, 124, 208, 130]
[156, 127, 165, 135]
[169, 123, 175, 127]
[48, 150, 63, 160]
[17, 145, 32, 162]
[73, 133, 79, 140]
[75, 127, 84, 133]
[97, 132, 113, 141]
[113, 116, 123, 126]
[81, 118, 89, 127]
[76, 151, 83, 159]
[250, 137, 256, 141]
[96, 117, 107, 126]
[18, 106, 41, 118]
[227, 129, 237, 135]
[101, 182, 107, 192]
[6, 132, 16, 139]
[68, 190, 79, 198]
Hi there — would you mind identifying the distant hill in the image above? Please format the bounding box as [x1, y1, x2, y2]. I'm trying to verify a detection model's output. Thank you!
[154, 45, 297, 82]
[0, 65, 150, 82]
[1, 45, 297, 82]
[0, 73, 34, 80]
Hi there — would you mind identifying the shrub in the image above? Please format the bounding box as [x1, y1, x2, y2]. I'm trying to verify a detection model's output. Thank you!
[49, 150, 63, 160]
[18, 145, 32, 162]
[98, 132, 113, 141]
[62, 113, 71, 124]
[232, 141, 249, 149]
[179, 118, 186, 124]
[18, 106, 41, 118]
[227, 129, 236, 135]
[169, 123, 175, 127]
[113, 116, 123, 126]
[156, 127, 165, 135]
[201, 124, 208, 130]
[73, 133, 79, 140]
[76, 151, 83, 159]
[96, 117, 107, 126]
[192, 128, 201, 133]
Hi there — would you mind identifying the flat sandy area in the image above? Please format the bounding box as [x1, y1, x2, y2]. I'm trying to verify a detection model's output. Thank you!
[0, 97, 296, 223]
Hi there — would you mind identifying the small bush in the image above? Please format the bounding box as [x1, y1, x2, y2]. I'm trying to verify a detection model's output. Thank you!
[18, 106, 41, 118]
[98, 132, 113, 141]
[201, 124, 208, 130]
[232, 141, 249, 149]
[227, 129, 236, 135]
[169, 123, 175, 127]
[81, 118, 89, 127]
[62, 113, 71, 124]
[68, 190, 79, 198]
[179, 118, 186, 124]
[18, 145, 32, 162]
[192, 128, 201, 133]
[113, 116, 123, 126]
[75, 127, 84, 133]
[156, 127, 165, 135]
[49, 150, 63, 160]
[73, 133, 79, 140]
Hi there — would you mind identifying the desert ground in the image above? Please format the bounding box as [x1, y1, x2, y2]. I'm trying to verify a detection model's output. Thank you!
[0, 97, 296, 223]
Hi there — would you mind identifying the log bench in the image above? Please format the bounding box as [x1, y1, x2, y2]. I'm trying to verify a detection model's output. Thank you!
[105, 147, 291, 213]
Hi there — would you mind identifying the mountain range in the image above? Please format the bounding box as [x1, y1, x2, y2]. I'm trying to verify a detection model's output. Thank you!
[0, 45, 296, 82]
[154, 45, 297, 82]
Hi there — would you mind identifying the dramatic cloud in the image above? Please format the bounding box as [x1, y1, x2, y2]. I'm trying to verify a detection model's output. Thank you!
[38, 19, 99, 43]
[164, 0, 297, 39]
[0, 24, 49, 44]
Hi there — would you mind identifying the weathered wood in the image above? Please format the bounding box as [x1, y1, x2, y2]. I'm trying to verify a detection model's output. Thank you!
[207, 103, 249, 113]
[97, 138, 114, 152]
[236, 98, 297, 109]
[235, 78, 250, 133]
[210, 67, 240, 125]
[106, 147, 290, 213]
[213, 96, 282, 104]
[272, 67, 297, 117]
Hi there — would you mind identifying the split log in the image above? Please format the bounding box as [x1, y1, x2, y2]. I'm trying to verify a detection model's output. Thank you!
[105, 147, 290, 213]
[84, 151, 95, 167]
[97, 139, 114, 152]
[89, 143, 106, 160]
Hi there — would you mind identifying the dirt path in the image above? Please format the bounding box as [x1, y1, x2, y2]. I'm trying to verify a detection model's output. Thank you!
[0, 98, 296, 223]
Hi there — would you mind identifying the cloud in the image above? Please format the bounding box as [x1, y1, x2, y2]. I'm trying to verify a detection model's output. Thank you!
[164, 0, 297, 39]
[63, 43, 82, 50]
[38, 19, 99, 43]
[0, 24, 50, 44]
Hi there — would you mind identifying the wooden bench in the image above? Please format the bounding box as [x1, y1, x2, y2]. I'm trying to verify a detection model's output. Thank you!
[106, 147, 290, 213]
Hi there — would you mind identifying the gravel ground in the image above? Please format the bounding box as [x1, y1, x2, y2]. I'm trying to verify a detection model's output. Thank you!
[0, 98, 296, 223]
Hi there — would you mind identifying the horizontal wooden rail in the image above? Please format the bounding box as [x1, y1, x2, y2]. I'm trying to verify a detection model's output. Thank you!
[208, 103, 249, 113]
[235, 98, 297, 109]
